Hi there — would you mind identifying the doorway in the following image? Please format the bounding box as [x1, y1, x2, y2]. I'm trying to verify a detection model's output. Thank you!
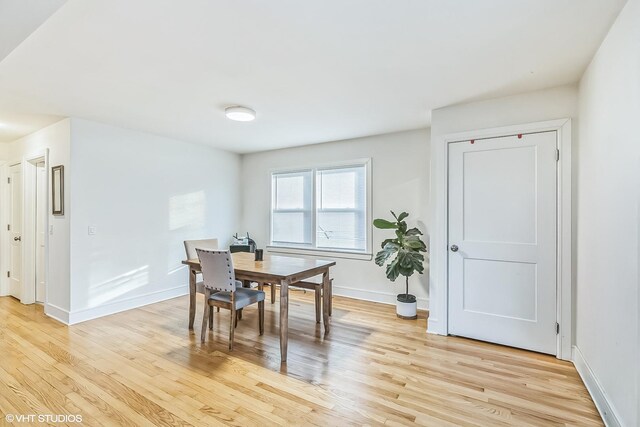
[447, 131, 558, 355]
[3, 155, 49, 305]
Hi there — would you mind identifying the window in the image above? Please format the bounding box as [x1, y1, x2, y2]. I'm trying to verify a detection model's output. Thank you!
[270, 161, 370, 254]
[271, 170, 313, 245]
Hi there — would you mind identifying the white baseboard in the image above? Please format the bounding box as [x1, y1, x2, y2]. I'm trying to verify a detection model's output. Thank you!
[332, 285, 428, 310]
[572, 345, 622, 427]
[65, 285, 188, 325]
[44, 303, 70, 324]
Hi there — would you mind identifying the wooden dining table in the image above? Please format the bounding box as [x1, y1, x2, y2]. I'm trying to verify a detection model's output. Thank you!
[182, 251, 336, 362]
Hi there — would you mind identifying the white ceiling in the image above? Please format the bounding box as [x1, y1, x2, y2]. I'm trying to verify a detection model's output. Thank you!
[0, 0, 66, 62]
[0, 0, 66, 142]
[0, 0, 626, 152]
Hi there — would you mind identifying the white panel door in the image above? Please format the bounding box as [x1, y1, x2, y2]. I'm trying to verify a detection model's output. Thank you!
[9, 164, 22, 299]
[448, 131, 558, 355]
[36, 162, 46, 302]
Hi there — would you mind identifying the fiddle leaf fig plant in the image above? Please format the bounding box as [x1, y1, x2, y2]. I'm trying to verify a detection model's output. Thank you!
[373, 211, 427, 303]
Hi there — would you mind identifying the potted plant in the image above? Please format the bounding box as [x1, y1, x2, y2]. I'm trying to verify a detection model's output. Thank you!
[373, 211, 427, 319]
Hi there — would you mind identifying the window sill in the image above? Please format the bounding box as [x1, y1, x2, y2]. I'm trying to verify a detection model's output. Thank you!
[266, 245, 373, 261]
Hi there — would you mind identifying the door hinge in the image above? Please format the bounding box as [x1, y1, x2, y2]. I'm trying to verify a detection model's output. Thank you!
[6, 271, 10, 278]
[556, 149, 560, 161]
[556, 322, 560, 334]
[6, 224, 9, 231]
[7, 177, 10, 184]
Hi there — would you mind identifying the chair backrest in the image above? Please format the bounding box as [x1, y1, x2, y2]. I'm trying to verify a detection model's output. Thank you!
[184, 238, 219, 260]
[196, 249, 237, 292]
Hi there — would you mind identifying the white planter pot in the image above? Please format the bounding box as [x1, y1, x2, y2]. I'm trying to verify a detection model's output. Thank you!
[396, 295, 417, 319]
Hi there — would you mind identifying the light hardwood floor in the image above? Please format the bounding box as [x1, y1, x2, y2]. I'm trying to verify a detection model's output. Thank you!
[0, 291, 601, 426]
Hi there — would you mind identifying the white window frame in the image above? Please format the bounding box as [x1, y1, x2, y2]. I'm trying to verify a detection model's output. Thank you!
[268, 158, 372, 261]
[270, 169, 313, 246]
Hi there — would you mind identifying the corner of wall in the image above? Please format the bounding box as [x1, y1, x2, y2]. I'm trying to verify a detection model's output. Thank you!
[573, 346, 623, 427]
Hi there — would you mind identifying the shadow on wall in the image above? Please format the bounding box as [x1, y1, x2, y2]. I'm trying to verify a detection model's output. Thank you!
[88, 265, 149, 307]
[79, 189, 213, 311]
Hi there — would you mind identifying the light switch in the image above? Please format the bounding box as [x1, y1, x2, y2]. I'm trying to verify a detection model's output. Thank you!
[88, 226, 97, 235]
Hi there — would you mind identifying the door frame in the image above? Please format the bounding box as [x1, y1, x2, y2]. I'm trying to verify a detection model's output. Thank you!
[429, 118, 572, 360]
[22, 152, 49, 305]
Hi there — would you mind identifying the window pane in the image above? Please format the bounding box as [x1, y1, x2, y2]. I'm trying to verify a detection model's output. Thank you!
[317, 167, 364, 209]
[317, 211, 366, 250]
[318, 170, 356, 209]
[271, 170, 312, 245]
[274, 173, 308, 209]
[316, 165, 367, 251]
[272, 212, 309, 244]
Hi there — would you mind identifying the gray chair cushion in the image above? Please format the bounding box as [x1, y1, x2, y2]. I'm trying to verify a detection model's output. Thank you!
[209, 288, 266, 309]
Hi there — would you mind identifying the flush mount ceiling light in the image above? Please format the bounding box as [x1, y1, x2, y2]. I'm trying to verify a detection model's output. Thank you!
[225, 106, 256, 122]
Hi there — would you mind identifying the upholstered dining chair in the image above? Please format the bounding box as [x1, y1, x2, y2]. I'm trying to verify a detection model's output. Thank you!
[184, 238, 219, 265]
[197, 249, 265, 350]
[184, 238, 219, 324]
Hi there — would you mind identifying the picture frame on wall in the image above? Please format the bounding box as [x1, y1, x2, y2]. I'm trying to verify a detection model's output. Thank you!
[52, 165, 64, 215]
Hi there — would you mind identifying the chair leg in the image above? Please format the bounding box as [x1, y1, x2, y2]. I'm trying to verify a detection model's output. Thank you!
[201, 303, 209, 343]
[209, 306, 214, 330]
[271, 283, 276, 303]
[229, 308, 236, 351]
[238, 309, 243, 320]
[329, 279, 333, 316]
[259, 301, 264, 335]
[315, 285, 321, 324]
[235, 310, 239, 328]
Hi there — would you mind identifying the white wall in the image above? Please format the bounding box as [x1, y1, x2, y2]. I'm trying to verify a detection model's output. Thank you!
[0, 119, 71, 319]
[428, 85, 578, 334]
[68, 118, 242, 323]
[241, 129, 430, 309]
[575, 0, 639, 424]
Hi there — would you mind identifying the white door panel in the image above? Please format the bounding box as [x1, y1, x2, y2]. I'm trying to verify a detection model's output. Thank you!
[448, 131, 557, 355]
[9, 164, 22, 300]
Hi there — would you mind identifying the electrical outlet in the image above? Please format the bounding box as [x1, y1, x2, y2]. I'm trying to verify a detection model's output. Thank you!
[88, 226, 97, 235]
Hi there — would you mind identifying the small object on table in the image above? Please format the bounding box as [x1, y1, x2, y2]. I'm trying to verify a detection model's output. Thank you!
[230, 244, 252, 253]
[254, 249, 264, 261]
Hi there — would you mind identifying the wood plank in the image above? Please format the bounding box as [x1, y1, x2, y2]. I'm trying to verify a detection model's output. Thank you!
[0, 294, 602, 426]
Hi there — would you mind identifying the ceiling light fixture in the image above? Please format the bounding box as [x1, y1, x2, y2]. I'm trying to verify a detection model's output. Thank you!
[225, 106, 256, 122]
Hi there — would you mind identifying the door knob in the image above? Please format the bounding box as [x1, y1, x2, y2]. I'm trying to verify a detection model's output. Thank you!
[14, 236, 21, 242]
[450, 244, 458, 252]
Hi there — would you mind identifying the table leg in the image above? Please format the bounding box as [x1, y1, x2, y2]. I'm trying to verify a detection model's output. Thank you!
[329, 278, 333, 316]
[189, 269, 197, 330]
[322, 270, 331, 334]
[279, 279, 289, 363]
[315, 284, 321, 323]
